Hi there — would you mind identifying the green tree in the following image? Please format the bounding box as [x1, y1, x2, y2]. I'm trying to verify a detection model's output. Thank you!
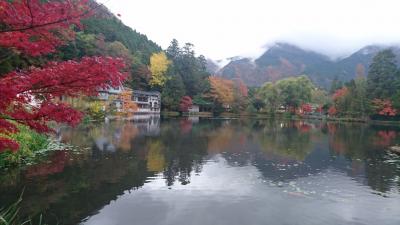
[161, 74, 185, 111]
[367, 49, 398, 99]
[166, 40, 210, 97]
[275, 76, 314, 112]
[352, 76, 369, 117]
[330, 76, 343, 94]
[166, 39, 180, 60]
[311, 88, 329, 106]
[258, 82, 281, 113]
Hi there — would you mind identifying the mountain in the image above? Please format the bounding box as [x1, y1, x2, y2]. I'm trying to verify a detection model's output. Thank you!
[206, 59, 220, 74]
[335, 45, 400, 80]
[218, 43, 400, 88]
[82, 14, 162, 65]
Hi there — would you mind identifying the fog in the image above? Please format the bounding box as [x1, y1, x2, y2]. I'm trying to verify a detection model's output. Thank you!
[99, 0, 400, 61]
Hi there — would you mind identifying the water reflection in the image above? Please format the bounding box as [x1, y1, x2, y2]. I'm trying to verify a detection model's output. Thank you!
[0, 117, 400, 225]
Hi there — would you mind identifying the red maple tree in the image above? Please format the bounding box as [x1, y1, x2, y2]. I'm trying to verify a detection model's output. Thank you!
[299, 103, 312, 115]
[328, 106, 337, 116]
[0, 0, 127, 152]
[332, 87, 349, 101]
[372, 99, 397, 116]
[179, 96, 193, 112]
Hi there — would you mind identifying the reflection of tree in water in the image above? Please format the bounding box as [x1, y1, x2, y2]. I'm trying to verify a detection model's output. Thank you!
[257, 120, 314, 161]
[2, 118, 400, 224]
[0, 151, 151, 225]
[159, 119, 209, 186]
[146, 140, 166, 172]
[324, 122, 400, 193]
[212, 120, 400, 193]
[252, 120, 332, 182]
[126, 118, 212, 186]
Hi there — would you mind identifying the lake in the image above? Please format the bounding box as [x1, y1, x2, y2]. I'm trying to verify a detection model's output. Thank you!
[1, 117, 400, 225]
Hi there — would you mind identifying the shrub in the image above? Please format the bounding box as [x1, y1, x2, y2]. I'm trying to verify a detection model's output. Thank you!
[0, 125, 49, 168]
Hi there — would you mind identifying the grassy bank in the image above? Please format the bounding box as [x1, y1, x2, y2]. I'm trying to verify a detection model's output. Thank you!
[0, 125, 49, 169]
[0, 125, 70, 169]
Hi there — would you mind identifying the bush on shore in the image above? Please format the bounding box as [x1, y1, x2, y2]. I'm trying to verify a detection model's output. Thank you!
[0, 125, 50, 169]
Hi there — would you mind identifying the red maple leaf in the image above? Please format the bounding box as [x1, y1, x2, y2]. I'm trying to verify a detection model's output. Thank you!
[0, 0, 127, 152]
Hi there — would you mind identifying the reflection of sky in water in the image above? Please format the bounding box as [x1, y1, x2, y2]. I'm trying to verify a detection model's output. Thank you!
[83, 155, 400, 225]
[2, 118, 400, 225]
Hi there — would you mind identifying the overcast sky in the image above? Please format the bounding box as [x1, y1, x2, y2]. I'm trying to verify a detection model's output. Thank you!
[98, 0, 400, 61]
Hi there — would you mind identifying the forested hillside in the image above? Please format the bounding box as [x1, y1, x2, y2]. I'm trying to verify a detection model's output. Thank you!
[219, 42, 400, 89]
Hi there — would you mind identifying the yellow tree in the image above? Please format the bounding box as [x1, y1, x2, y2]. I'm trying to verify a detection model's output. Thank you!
[149, 52, 171, 88]
[208, 77, 234, 108]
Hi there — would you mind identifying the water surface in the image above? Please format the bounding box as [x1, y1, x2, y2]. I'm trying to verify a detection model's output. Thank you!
[1, 117, 400, 225]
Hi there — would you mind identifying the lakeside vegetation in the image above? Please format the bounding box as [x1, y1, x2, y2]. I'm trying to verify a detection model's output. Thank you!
[1, 0, 400, 168]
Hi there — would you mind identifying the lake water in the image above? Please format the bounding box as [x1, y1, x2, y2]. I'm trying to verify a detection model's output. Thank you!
[1, 117, 400, 225]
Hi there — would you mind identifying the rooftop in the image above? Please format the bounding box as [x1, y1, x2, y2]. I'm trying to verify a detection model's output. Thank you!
[133, 90, 161, 96]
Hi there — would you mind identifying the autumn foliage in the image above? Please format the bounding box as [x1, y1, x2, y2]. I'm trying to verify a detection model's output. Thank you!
[332, 87, 349, 101]
[299, 104, 312, 115]
[119, 90, 138, 116]
[179, 96, 193, 112]
[208, 77, 235, 107]
[0, 0, 94, 56]
[372, 99, 397, 116]
[328, 106, 337, 116]
[0, 0, 127, 152]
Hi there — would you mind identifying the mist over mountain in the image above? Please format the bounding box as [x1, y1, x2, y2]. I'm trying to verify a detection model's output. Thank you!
[217, 43, 400, 88]
[205, 59, 220, 74]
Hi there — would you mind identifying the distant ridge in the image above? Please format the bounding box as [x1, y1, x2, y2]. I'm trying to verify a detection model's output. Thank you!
[218, 42, 400, 88]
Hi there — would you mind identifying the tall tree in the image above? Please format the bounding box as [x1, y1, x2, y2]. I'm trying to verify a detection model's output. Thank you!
[232, 79, 249, 112]
[367, 49, 398, 99]
[165, 40, 210, 97]
[149, 52, 171, 88]
[161, 74, 185, 111]
[330, 76, 343, 94]
[166, 39, 180, 60]
[352, 76, 368, 117]
[207, 77, 235, 109]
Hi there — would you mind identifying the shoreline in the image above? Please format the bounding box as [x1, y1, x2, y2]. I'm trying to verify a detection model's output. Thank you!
[160, 111, 400, 126]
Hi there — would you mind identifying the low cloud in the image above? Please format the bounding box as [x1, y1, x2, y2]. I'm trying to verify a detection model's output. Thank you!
[100, 0, 400, 60]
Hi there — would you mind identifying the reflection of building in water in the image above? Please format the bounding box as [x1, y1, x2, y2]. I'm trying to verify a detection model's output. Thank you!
[88, 116, 160, 155]
[188, 116, 200, 123]
[131, 114, 160, 136]
[94, 137, 117, 153]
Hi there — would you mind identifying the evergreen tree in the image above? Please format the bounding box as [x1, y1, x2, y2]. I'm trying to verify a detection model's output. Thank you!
[330, 76, 343, 94]
[367, 49, 398, 99]
[166, 39, 180, 59]
[161, 74, 185, 111]
[353, 76, 368, 117]
[165, 40, 210, 98]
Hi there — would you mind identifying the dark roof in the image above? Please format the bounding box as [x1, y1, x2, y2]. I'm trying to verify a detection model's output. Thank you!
[132, 90, 160, 96]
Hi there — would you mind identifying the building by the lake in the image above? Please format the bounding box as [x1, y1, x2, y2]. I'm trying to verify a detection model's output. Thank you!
[131, 90, 161, 114]
[98, 86, 124, 111]
[98, 87, 161, 114]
